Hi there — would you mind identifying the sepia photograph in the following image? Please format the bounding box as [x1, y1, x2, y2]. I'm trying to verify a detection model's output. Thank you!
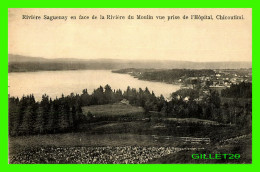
[8, 8, 252, 164]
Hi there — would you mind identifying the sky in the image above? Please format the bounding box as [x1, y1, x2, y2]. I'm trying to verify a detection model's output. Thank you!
[8, 8, 252, 62]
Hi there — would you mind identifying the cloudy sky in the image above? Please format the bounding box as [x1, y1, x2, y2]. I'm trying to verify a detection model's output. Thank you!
[8, 8, 252, 62]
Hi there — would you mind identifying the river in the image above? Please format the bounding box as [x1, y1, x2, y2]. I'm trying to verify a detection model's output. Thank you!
[8, 70, 180, 101]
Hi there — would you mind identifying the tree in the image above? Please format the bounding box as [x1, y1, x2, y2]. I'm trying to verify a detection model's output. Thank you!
[156, 95, 165, 112]
[221, 103, 231, 124]
[171, 89, 199, 102]
[19, 105, 34, 135]
[201, 90, 221, 120]
[124, 86, 131, 100]
[144, 100, 153, 114]
[41, 94, 50, 126]
[34, 106, 45, 134]
[71, 105, 77, 129]
[86, 111, 94, 121]
[92, 86, 105, 105]
[115, 89, 123, 102]
[81, 89, 91, 106]
[104, 84, 114, 103]
[45, 105, 57, 133]
[8, 98, 20, 136]
[76, 105, 84, 125]
[58, 104, 70, 132]
[205, 80, 213, 89]
[191, 79, 198, 89]
[221, 82, 252, 98]
[203, 90, 221, 108]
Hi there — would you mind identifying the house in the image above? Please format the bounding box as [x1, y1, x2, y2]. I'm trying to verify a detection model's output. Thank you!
[120, 99, 130, 105]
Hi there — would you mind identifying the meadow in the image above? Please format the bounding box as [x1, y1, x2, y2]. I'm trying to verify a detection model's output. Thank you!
[9, 99, 251, 164]
[82, 103, 144, 117]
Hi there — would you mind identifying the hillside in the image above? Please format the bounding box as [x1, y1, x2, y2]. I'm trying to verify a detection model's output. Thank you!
[8, 54, 252, 72]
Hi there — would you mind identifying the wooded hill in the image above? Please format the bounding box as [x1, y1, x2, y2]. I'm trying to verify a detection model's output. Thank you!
[9, 83, 252, 136]
[8, 54, 252, 72]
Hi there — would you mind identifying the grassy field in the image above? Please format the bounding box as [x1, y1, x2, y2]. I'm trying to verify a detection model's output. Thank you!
[82, 103, 144, 117]
[9, 133, 197, 158]
[9, 132, 251, 164]
[10, 145, 185, 164]
[85, 120, 249, 143]
[163, 118, 220, 126]
[148, 134, 252, 164]
[9, 103, 251, 164]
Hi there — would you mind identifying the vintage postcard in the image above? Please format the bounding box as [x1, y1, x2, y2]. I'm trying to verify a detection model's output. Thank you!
[8, 8, 252, 164]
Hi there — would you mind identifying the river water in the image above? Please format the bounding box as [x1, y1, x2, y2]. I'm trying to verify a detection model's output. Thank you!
[8, 70, 180, 101]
